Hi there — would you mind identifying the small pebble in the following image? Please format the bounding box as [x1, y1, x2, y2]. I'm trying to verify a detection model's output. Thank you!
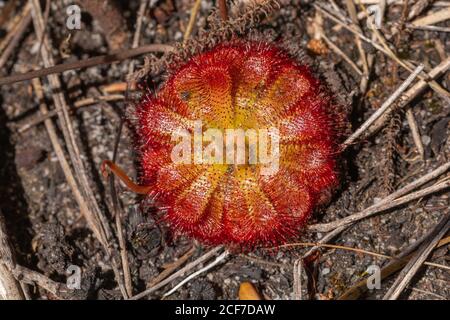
[421, 135, 431, 146]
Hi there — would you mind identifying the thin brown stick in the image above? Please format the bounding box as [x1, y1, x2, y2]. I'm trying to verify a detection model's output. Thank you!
[130, 246, 224, 300]
[162, 250, 230, 298]
[33, 0, 49, 64]
[362, 3, 450, 101]
[17, 94, 125, 133]
[344, 0, 369, 93]
[128, 0, 150, 76]
[0, 9, 32, 70]
[12, 265, 67, 299]
[218, 0, 229, 21]
[342, 64, 424, 148]
[147, 246, 196, 288]
[31, 0, 108, 248]
[183, 0, 202, 43]
[31, 78, 102, 250]
[0, 44, 173, 86]
[0, 210, 25, 300]
[310, 161, 450, 232]
[315, 3, 450, 100]
[29, 0, 128, 298]
[338, 234, 450, 300]
[112, 0, 151, 298]
[406, 24, 450, 33]
[412, 6, 450, 26]
[383, 214, 450, 300]
[109, 121, 133, 298]
[277, 241, 449, 271]
[321, 34, 363, 76]
[293, 259, 303, 300]
[0, 3, 31, 54]
[240, 255, 286, 269]
[369, 57, 450, 134]
[405, 109, 425, 160]
[318, 179, 450, 233]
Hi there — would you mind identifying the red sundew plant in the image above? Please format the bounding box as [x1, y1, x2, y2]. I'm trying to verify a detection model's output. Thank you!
[103, 38, 349, 249]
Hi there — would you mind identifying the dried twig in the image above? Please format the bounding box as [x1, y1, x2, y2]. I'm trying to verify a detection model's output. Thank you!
[218, 0, 229, 21]
[408, 0, 434, 21]
[369, 57, 450, 134]
[405, 109, 425, 159]
[321, 34, 363, 76]
[406, 24, 450, 32]
[0, 7, 32, 71]
[338, 235, 450, 300]
[314, 178, 450, 233]
[183, 0, 202, 43]
[293, 259, 303, 300]
[130, 246, 224, 300]
[310, 161, 450, 232]
[0, 44, 173, 86]
[109, 120, 133, 298]
[147, 246, 196, 287]
[278, 241, 449, 271]
[344, 0, 370, 92]
[412, 6, 450, 26]
[0, 210, 25, 300]
[29, 0, 129, 298]
[315, 3, 450, 100]
[162, 250, 230, 298]
[17, 94, 124, 133]
[108, 0, 152, 298]
[342, 64, 424, 148]
[12, 265, 67, 299]
[383, 214, 450, 300]
[128, 0, 150, 76]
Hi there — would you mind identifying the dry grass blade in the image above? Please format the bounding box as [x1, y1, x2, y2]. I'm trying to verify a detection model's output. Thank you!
[183, 0, 203, 43]
[383, 214, 450, 300]
[12, 265, 67, 299]
[311, 176, 450, 233]
[18, 94, 124, 133]
[342, 64, 424, 148]
[130, 246, 223, 300]
[412, 7, 450, 26]
[147, 247, 196, 288]
[293, 259, 303, 300]
[0, 44, 173, 86]
[0, 210, 25, 300]
[109, 120, 133, 298]
[321, 34, 363, 76]
[405, 109, 425, 159]
[344, 0, 369, 92]
[339, 235, 450, 300]
[162, 250, 230, 298]
[218, 0, 229, 21]
[29, 0, 131, 298]
[370, 57, 450, 134]
[0, 5, 32, 70]
[30, 0, 109, 251]
[315, 3, 450, 100]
